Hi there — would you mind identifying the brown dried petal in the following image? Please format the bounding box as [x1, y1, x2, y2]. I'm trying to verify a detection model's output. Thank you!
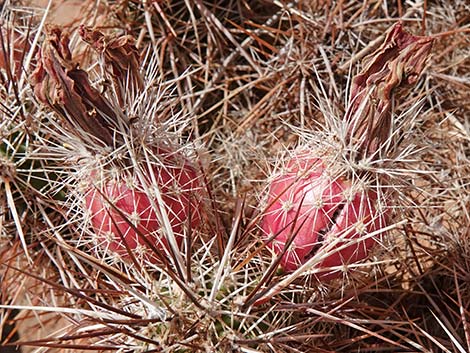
[30, 25, 119, 147]
[79, 26, 143, 107]
[345, 22, 433, 160]
[0, 25, 34, 79]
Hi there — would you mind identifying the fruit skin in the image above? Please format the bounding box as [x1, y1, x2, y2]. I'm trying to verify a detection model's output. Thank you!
[85, 157, 201, 263]
[261, 153, 386, 276]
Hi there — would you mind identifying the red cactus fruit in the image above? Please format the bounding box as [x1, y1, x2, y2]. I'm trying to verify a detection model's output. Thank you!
[85, 154, 201, 263]
[261, 153, 386, 276]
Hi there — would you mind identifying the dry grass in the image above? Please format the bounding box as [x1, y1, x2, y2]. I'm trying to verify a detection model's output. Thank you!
[1, 0, 469, 352]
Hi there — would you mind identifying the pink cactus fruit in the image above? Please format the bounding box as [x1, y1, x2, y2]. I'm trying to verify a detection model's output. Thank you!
[85, 154, 201, 263]
[261, 153, 386, 276]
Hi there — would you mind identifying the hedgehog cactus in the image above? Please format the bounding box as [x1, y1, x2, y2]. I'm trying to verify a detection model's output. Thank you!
[261, 23, 433, 278]
[1, 8, 446, 350]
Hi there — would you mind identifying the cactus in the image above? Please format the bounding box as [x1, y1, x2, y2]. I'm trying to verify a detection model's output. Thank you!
[1, 2, 469, 352]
